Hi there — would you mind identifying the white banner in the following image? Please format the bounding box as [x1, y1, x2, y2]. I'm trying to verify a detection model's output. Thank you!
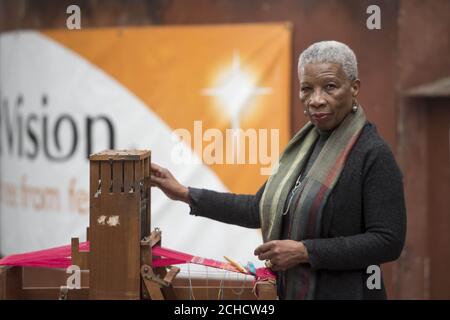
[0, 26, 291, 277]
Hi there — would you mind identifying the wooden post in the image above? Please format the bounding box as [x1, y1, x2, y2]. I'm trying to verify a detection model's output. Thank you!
[88, 150, 151, 300]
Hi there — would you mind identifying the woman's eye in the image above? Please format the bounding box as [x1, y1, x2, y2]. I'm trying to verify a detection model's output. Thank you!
[301, 87, 311, 93]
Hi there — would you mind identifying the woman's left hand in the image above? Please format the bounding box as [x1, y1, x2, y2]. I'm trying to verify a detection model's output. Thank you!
[254, 240, 309, 271]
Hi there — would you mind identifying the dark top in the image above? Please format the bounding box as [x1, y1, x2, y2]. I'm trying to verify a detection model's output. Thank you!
[188, 122, 407, 300]
[281, 129, 332, 240]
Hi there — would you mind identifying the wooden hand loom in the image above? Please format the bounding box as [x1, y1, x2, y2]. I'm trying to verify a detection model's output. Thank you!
[0, 150, 277, 300]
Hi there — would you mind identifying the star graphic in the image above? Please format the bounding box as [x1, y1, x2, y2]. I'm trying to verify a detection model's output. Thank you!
[202, 50, 272, 129]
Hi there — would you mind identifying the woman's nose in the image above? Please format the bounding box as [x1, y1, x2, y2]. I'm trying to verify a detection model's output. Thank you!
[308, 90, 326, 109]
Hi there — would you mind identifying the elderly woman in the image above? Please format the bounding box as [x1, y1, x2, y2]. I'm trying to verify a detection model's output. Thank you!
[151, 41, 406, 300]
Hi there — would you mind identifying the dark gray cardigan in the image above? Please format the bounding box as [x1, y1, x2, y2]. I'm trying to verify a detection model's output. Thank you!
[188, 122, 407, 300]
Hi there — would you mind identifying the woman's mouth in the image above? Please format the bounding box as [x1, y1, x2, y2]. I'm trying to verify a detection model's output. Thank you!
[311, 112, 332, 122]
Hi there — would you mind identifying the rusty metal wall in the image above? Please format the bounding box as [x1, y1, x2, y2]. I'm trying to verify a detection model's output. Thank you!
[396, 0, 450, 299]
[426, 98, 450, 299]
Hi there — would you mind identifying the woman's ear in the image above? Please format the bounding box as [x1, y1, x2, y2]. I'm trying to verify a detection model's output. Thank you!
[351, 79, 361, 97]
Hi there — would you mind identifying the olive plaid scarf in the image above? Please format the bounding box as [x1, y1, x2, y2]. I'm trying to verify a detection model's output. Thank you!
[259, 106, 366, 299]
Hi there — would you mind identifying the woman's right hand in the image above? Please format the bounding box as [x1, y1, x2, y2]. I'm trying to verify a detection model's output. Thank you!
[150, 163, 190, 204]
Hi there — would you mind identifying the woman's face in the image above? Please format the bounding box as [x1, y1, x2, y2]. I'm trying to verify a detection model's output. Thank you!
[299, 63, 360, 131]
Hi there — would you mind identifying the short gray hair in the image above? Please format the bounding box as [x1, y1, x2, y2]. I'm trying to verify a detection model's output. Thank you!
[298, 41, 358, 80]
